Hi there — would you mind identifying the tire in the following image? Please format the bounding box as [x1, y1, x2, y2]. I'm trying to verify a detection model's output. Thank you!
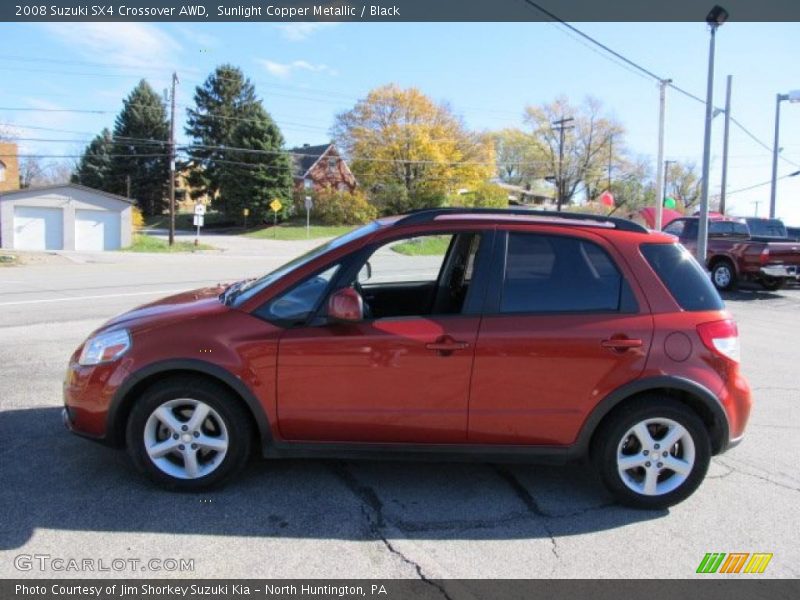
[760, 276, 785, 291]
[592, 397, 711, 509]
[126, 376, 252, 491]
[710, 260, 737, 291]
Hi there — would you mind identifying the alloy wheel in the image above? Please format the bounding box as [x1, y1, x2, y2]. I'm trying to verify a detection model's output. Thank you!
[616, 417, 696, 496]
[143, 398, 229, 480]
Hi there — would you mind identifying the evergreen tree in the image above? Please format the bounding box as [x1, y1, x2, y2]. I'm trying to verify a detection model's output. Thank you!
[222, 111, 293, 220]
[71, 128, 113, 190]
[110, 80, 170, 216]
[186, 64, 292, 218]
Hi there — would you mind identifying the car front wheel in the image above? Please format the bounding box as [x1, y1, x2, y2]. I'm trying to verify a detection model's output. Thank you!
[593, 398, 711, 509]
[126, 377, 252, 490]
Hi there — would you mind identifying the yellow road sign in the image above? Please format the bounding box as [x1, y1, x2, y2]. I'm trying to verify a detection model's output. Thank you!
[269, 199, 283, 213]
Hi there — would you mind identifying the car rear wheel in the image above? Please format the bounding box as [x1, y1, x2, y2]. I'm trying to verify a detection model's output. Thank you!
[711, 261, 737, 291]
[593, 397, 711, 509]
[126, 377, 252, 490]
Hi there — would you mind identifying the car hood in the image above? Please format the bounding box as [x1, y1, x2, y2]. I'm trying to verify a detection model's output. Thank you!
[99, 285, 230, 332]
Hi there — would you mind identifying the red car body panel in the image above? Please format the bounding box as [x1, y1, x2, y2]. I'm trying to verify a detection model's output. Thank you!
[64, 214, 752, 463]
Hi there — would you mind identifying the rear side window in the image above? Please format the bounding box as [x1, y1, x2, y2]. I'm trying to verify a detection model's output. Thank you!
[500, 233, 634, 313]
[641, 243, 723, 311]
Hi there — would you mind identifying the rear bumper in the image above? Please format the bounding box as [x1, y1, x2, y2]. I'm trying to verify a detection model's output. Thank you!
[760, 265, 799, 278]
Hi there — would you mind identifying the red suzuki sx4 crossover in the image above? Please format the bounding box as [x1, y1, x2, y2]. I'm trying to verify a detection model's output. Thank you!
[64, 209, 751, 508]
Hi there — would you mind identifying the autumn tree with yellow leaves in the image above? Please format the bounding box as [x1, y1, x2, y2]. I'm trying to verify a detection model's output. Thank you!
[332, 84, 495, 213]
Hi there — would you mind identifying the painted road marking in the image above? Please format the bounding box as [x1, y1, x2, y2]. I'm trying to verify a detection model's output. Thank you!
[0, 290, 187, 307]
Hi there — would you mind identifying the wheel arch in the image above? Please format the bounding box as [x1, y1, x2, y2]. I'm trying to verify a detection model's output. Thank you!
[106, 359, 272, 450]
[578, 376, 730, 456]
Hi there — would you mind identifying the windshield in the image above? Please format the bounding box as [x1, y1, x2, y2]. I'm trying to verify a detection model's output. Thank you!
[747, 219, 787, 238]
[229, 222, 381, 307]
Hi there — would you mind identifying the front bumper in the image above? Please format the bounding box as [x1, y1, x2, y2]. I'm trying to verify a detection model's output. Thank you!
[760, 265, 799, 279]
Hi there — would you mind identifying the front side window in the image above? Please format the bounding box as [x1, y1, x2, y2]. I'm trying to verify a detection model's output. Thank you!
[663, 220, 685, 237]
[344, 232, 483, 319]
[500, 233, 627, 313]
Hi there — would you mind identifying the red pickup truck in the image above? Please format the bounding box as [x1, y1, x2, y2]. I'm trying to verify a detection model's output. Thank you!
[663, 216, 800, 291]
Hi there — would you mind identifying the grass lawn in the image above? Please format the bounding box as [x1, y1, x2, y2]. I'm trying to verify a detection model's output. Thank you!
[392, 235, 451, 256]
[245, 225, 355, 241]
[123, 235, 214, 253]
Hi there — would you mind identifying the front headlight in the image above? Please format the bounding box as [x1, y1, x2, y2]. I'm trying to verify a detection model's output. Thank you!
[78, 329, 132, 366]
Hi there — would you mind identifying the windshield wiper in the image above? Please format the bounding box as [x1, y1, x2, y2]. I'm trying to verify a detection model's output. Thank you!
[220, 278, 256, 306]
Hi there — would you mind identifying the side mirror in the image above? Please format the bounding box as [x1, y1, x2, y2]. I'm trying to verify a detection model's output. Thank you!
[327, 288, 364, 322]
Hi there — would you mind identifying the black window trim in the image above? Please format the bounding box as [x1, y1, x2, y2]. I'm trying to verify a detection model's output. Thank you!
[482, 229, 640, 317]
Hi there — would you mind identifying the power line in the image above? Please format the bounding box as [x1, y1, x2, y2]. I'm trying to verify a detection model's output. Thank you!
[726, 170, 800, 197]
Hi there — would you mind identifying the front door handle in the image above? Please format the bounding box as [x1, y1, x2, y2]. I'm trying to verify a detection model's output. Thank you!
[601, 337, 643, 352]
[426, 336, 470, 356]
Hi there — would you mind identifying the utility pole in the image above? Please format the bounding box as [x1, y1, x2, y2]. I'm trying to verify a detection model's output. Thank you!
[654, 79, 670, 231]
[719, 75, 733, 215]
[168, 71, 178, 247]
[752, 200, 761, 216]
[552, 116, 574, 211]
[663, 159, 676, 202]
[126, 175, 131, 200]
[607, 135, 613, 191]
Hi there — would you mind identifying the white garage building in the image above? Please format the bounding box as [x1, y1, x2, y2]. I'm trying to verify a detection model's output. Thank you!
[0, 184, 133, 251]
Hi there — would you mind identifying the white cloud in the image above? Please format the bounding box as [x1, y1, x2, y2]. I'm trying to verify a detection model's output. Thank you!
[259, 59, 338, 79]
[275, 22, 338, 42]
[40, 23, 182, 69]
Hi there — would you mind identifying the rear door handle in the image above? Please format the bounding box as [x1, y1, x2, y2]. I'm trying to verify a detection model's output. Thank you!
[426, 337, 470, 355]
[601, 338, 643, 351]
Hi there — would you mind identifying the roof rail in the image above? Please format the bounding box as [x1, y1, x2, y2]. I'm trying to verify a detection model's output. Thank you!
[395, 207, 648, 233]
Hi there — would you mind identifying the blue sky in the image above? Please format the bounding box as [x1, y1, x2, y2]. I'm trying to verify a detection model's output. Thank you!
[1, 20, 798, 223]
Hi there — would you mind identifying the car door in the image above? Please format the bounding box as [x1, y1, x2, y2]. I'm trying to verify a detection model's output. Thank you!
[274, 229, 493, 444]
[468, 228, 654, 446]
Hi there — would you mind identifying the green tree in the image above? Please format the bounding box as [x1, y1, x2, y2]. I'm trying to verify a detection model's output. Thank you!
[109, 80, 170, 216]
[525, 96, 623, 208]
[491, 128, 547, 185]
[220, 112, 293, 221]
[332, 84, 495, 213]
[72, 128, 113, 190]
[186, 64, 291, 218]
[666, 161, 702, 210]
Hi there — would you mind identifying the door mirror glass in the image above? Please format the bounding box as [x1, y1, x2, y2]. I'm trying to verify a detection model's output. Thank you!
[328, 288, 364, 322]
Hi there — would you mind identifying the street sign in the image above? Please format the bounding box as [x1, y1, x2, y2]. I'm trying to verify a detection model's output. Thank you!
[193, 215, 204, 227]
[270, 199, 283, 213]
[243, 208, 250, 217]
[194, 203, 206, 216]
[304, 196, 313, 210]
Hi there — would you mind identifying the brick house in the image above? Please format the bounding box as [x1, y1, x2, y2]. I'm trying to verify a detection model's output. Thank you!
[0, 142, 21, 193]
[290, 143, 357, 194]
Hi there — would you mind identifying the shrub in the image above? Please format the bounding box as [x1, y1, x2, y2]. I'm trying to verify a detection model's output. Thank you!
[296, 188, 377, 225]
[450, 182, 509, 208]
[131, 207, 145, 230]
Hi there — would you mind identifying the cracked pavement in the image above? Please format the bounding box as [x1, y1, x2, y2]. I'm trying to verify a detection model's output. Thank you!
[0, 249, 798, 579]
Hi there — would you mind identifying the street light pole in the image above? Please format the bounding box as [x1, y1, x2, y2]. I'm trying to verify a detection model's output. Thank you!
[697, 6, 727, 267]
[769, 91, 800, 218]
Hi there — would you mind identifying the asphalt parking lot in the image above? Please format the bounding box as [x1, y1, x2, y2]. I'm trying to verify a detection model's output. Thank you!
[1, 237, 798, 580]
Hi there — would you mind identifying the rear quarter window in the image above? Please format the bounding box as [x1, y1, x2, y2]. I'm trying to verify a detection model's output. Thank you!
[640, 243, 724, 311]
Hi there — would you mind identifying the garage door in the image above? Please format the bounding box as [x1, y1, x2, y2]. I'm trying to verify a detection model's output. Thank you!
[75, 209, 121, 251]
[13, 206, 64, 250]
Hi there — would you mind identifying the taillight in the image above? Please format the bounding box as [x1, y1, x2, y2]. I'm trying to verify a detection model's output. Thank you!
[697, 319, 740, 363]
[760, 247, 770, 265]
